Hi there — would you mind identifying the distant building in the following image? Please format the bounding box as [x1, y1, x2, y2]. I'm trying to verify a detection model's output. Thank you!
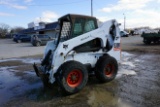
[28, 22, 36, 28]
[133, 27, 158, 35]
[126, 27, 158, 35]
[21, 21, 59, 38]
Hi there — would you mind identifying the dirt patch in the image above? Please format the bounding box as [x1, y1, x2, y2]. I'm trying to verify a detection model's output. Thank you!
[0, 60, 25, 67]
[13, 65, 33, 72]
[22, 54, 43, 59]
[0, 59, 36, 80]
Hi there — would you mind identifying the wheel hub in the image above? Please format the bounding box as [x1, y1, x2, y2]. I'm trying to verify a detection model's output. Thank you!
[105, 64, 114, 77]
[67, 69, 83, 88]
[105, 67, 111, 72]
[71, 75, 77, 81]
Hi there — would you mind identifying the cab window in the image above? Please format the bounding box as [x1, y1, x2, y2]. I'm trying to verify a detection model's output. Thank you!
[84, 20, 95, 33]
[73, 18, 96, 37]
[73, 18, 85, 37]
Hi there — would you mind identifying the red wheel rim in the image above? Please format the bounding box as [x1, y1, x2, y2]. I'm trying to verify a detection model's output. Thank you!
[67, 69, 83, 88]
[104, 64, 114, 77]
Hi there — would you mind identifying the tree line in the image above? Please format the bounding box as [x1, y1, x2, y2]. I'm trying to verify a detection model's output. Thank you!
[0, 23, 25, 38]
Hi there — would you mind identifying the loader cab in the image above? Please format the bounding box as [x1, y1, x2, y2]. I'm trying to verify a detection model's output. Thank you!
[57, 14, 98, 45]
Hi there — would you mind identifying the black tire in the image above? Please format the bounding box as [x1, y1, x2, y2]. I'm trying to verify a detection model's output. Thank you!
[16, 40, 21, 43]
[95, 55, 118, 83]
[36, 42, 41, 46]
[18, 40, 21, 43]
[143, 38, 151, 44]
[56, 61, 88, 95]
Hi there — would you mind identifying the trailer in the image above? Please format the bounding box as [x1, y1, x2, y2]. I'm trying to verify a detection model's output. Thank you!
[141, 32, 160, 44]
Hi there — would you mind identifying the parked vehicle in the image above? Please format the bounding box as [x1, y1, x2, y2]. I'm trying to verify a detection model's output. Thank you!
[12, 34, 18, 41]
[141, 32, 160, 44]
[13, 34, 31, 43]
[120, 31, 129, 37]
[31, 34, 54, 46]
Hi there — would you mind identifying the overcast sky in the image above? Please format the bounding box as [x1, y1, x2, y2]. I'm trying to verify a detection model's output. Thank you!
[0, 0, 160, 29]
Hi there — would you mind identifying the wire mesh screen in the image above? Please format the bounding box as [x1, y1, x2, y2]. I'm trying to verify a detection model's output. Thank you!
[60, 22, 71, 41]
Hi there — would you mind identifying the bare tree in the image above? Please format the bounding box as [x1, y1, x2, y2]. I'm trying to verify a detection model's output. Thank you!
[0, 23, 10, 38]
[10, 26, 25, 34]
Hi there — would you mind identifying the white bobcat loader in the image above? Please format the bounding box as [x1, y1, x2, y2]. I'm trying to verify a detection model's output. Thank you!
[33, 14, 121, 94]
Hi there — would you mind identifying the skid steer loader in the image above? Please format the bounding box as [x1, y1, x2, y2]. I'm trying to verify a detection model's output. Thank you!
[33, 14, 121, 94]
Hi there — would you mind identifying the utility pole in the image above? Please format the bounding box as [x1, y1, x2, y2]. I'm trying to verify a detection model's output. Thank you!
[123, 13, 126, 30]
[91, 0, 93, 16]
[40, 17, 41, 22]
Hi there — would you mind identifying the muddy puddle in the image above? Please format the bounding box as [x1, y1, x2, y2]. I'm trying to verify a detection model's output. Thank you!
[0, 66, 42, 105]
[0, 52, 160, 107]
